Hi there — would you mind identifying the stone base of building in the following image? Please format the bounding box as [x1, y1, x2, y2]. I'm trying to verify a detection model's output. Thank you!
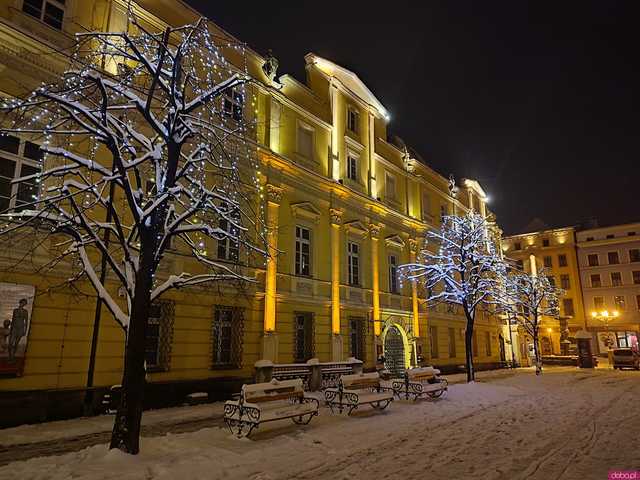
[0, 376, 250, 429]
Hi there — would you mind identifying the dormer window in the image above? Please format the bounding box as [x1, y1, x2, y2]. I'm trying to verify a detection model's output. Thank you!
[347, 107, 359, 134]
[22, 0, 65, 30]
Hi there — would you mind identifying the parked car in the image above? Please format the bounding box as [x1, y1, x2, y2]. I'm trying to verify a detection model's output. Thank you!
[612, 348, 640, 370]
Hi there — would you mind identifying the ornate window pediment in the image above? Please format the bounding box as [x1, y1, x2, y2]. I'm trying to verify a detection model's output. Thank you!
[385, 234, 405, 249]
[291, 202, 322, 224]
[343, 220, 369, 237]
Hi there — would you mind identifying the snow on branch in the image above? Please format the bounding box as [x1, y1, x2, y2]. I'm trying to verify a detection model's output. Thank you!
[0, 12, 268, 332]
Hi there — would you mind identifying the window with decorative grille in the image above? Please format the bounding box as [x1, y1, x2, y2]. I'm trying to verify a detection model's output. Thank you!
[294, 312, 314, 363]
[144, 300, 175, 372]
[212, 306, 244, 368]
[349, 317, 366, 362]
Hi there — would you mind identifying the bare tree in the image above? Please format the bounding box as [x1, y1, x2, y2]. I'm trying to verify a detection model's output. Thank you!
[0, 13, 266, 454]
[400, 213, 503, 382]
[500, 265, 561, 375]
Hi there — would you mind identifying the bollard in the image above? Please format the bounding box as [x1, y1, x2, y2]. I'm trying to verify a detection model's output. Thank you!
[254, 359, 274, 383]
[307, 358, 321, 391]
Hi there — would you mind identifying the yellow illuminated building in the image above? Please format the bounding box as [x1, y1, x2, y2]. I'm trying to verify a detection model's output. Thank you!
[0, 0, 504, 424]
[502, 226, 586, 359]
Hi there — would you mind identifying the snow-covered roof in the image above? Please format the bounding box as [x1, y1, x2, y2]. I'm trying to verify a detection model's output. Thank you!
[305, 53, 389, 120]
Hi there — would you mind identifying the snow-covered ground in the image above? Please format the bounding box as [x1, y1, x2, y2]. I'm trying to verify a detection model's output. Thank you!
[1, 367, 638, 480]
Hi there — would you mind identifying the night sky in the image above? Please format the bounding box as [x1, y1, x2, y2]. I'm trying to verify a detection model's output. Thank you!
[185, 1, 638, 235]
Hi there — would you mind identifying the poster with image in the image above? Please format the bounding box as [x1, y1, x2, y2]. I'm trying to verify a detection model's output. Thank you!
[0, 282, 35, 376]
[597, 331, 617, 353]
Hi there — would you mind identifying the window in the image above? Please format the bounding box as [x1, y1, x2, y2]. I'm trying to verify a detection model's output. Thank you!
[608, 251, 620, 265]
[630, 249, 640, 263]
[22, 0, 64, 30]
[347, 242, 360, 286]
[590, 274, 601, 288]
[0, 135, 42, 212]
[349, 317, 366, 362]
[485, 331, 492, 357]
[429, 325, 438, 358]
[212, 306, 243, 368]
[548, 276, 556, 287]
[628, 232, 636, 237]
[388, 254, 399, 294]
[542, 238, 550, 247]
[222, 87, 243, 121]
[611, 272, 622, 287]
[586, 237, 594, 241]
[385, 172, 396, 200]
[422, 192, 431, 220]
[217, 205, 239, 261]
[593, 296, 605, 310]
[543, 256, 552, 268]
[297, 124, 314, 159]
[587, 254, 599, 267]
[563, 298, 575, 317]
[514, 242, 522, 251]
[558, 254, 568, 267]
[614, 295, 626, 311]
[294, 312, 314, 363]
[347, 107, 359, 133]
[346, 154, 358, 181]
[144, 301, 174, 371]
[606, 234, 615, 239]
[295, 226, 311, 276]
[560, 274, 570, 290]
[633, 271, 640, 285]
[448, 327, 456, 358]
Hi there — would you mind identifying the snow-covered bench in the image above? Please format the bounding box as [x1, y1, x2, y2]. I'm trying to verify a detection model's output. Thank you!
[223, 378, 319, 437]
[324, 372, 393, 415]
[391, 367, 448, 401]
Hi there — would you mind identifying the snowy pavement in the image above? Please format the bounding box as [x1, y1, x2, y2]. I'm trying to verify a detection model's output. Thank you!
[1, 367, 639, 480]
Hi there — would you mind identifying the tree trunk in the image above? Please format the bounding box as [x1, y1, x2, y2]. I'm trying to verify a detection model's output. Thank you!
[465, 322, 475, 382]
[532, 329, 542, 375]
[109, 228, 156, 454]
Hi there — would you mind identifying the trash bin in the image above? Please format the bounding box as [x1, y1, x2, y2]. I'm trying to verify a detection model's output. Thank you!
[575, 330, 594, 368]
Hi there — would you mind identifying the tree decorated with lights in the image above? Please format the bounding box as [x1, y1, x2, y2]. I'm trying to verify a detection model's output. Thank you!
[400, 213, 503, 382]
[0, 12, 267, 454]
[500, 264, 561, 375]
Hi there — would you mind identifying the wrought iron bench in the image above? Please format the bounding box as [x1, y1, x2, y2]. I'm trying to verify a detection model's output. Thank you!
[391, 366, 448, 401]
[224, 378, 319, 437]
[324, 372, 394, 415]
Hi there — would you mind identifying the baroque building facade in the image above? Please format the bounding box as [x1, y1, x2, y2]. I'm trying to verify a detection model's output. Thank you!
[0, 0, 503, 425]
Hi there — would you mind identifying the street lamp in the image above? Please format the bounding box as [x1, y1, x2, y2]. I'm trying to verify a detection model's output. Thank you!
[591, 310, 619, 367]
